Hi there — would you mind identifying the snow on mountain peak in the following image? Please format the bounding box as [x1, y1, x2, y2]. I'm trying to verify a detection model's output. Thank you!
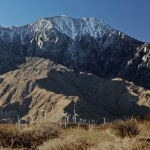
[60, 14, 67, 17]
[0, 15, 113, 44]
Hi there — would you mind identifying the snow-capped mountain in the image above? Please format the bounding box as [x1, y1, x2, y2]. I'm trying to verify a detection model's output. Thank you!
[1, 15, 149, 88]
[0, 15, 113, 44]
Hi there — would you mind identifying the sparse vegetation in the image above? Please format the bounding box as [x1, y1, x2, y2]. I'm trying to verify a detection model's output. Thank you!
[0, 123, 60, 149]
[0, 118, 150, 149]
[111, 120, 140, 138]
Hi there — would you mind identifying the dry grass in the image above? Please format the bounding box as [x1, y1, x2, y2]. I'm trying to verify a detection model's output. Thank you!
[111, 120, 140, 138]
[1, 119, 150, 150]
[39, 136, 92, 150]
[39, 120, 150, 150]
[0, 123, 60, 149]
[89, 137, 150, 150]
[39, 125, 113, 150]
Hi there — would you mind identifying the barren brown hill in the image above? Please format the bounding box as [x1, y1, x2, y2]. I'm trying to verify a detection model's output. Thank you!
[0, 57, 150, 123]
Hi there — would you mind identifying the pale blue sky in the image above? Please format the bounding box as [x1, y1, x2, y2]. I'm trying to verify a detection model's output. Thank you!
[0, 0, 149, 42]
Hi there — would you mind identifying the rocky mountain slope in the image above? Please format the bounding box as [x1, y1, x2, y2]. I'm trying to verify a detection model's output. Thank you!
[125, 42, 150, 88]
[0, 15, 150, 122]
[0, 57, 150, 123]
[0, 15, 149, 88]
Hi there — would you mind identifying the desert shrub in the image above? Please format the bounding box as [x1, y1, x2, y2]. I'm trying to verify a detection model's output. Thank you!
[0, 123, 60, 149]
[40, 137, 93, 150]
[53, 138, 92, 150]
[97, 124, 111, 131]
[111, 120, 140, 138]
[90, 137, 150, 150]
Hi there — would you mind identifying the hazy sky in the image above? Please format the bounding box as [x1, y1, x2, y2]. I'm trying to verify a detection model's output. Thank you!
[0, 0, 149, 42]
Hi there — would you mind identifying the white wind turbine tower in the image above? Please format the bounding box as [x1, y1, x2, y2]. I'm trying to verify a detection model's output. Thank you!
[64, 114, 71, 127]
[66, 114, 71, 123]
[102, 117, 106, 125]
[79, 118, 82, 124]
[17, 115, 21, 131]
[64, 115, 67, 128]
[72, 109, 79, 123]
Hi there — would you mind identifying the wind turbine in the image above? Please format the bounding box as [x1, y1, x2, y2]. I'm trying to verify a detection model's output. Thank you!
[64, 116, 67, 127]
[66, 114, 71, 122]
[72, 109, 79, 123]
[17, 115, 21, 131]
[80, 118, 83, 124]
[102, 117, 106, 125]
[64, 114, 71, 127]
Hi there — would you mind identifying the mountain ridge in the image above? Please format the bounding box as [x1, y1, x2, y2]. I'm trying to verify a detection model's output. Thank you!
[0, 15, 144, 81]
